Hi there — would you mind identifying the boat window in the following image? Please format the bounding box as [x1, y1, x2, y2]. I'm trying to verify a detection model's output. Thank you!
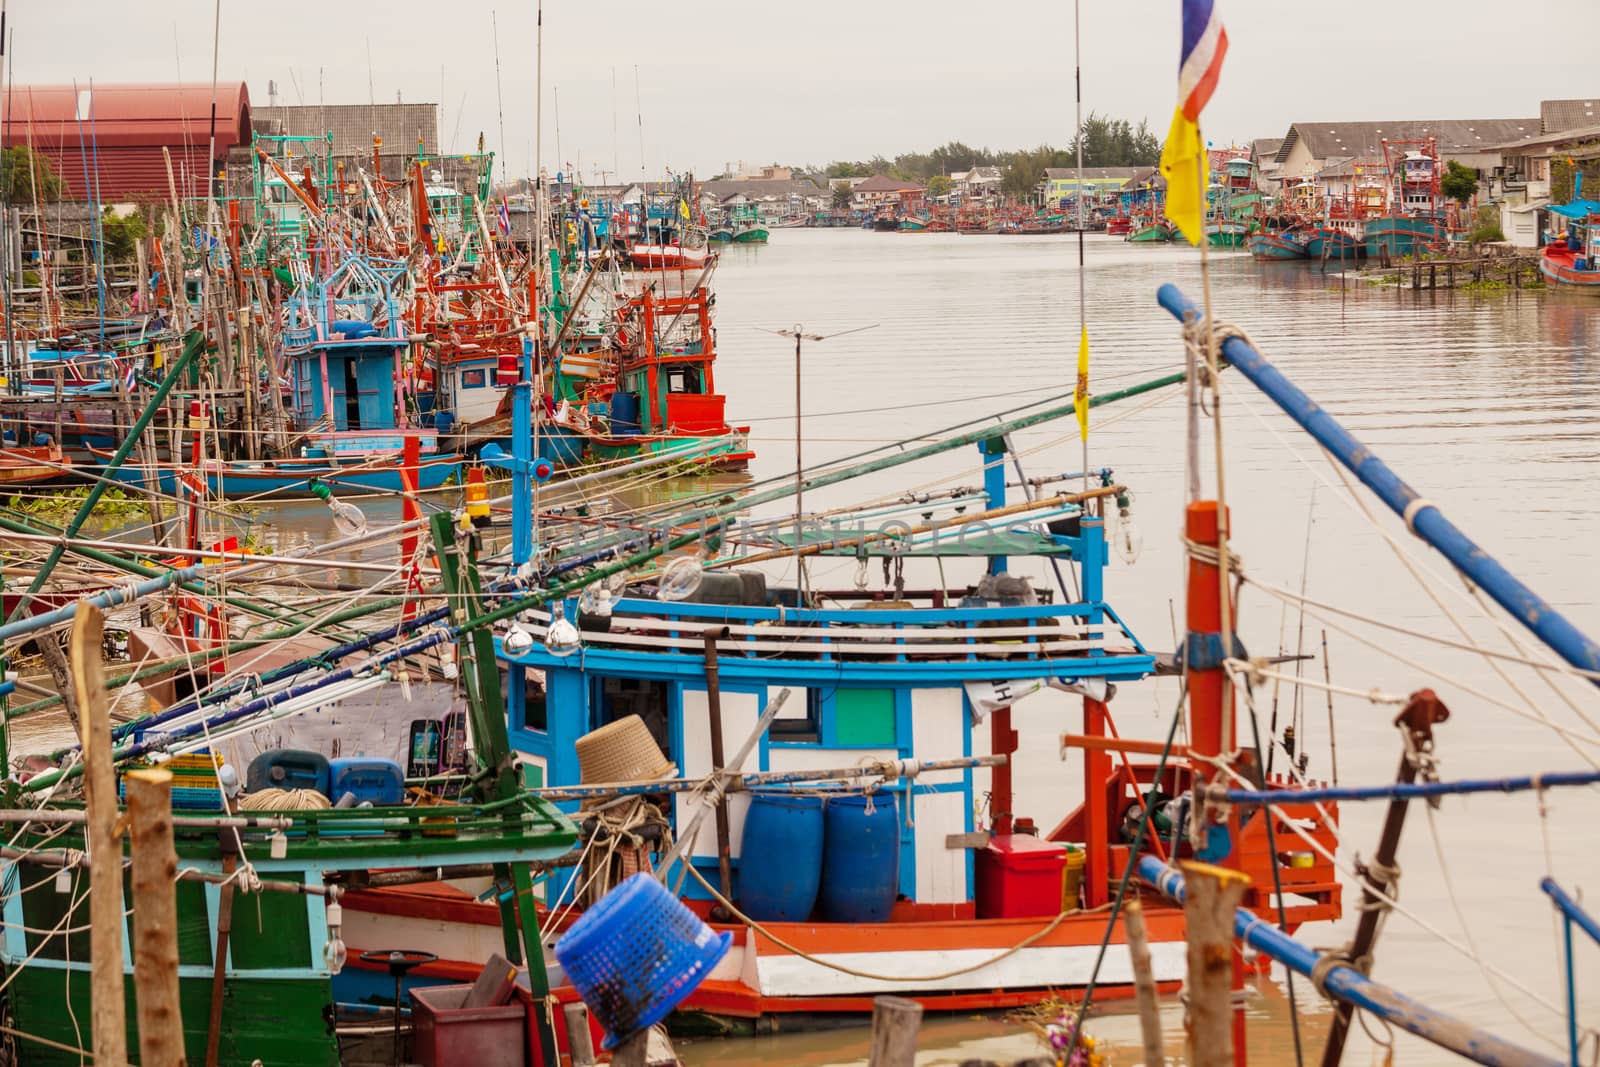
[462, 369, 487, 389]
[592, 676, 671, 754]
[665, 367, 702, 394]
[770, 687, 822, 743]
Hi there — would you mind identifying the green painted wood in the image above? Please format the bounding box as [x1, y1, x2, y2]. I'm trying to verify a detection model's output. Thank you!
[228, 873, 311, 970]
[6, 966, 338, 1066]
[833, 688, 897, 747]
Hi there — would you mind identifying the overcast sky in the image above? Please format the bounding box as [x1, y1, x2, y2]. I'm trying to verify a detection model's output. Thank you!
[13, 0, 1595, 181]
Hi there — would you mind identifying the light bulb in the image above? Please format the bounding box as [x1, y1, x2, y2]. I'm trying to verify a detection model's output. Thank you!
[544, 605, 581, 658]
[323, 936, 347, 975]
[658, 556, 704, 602]
[578, 584, 613, 618]
[503, 621, 534, 655]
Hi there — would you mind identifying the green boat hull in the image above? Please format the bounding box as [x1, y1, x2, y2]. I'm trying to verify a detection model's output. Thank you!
[1128, 223, 1172, 243]
[731, 227, 769, 243]
[8, 966, 340, 1066]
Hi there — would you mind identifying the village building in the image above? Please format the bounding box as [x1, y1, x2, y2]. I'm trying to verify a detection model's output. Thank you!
[850, 174, 926, 212]
[1038, 167, 1143, 208]
[949, 165, 1002, 203]
[1487, 99, 1600, 247]
[254, 102, 442, 183]
[702, 177, 830, 218]
[1251, 137, 1284, 193]
[1, 82, 253, 203]
[1272, 118, 1537, 192]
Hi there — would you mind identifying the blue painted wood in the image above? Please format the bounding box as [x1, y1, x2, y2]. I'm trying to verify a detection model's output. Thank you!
[1158, 282, 1600, 682]
[1139, 856, 1561, 1067]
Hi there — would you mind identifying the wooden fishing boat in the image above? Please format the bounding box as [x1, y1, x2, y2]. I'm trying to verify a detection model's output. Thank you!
[1104, 214, 1133, 236]
[341, 423, 1342, 1033]
[730, 223, 770, 244]
[1362, 139, 1448, 259]
[1304, 225, 1363, 262]
[1204, 219, 1249, 248]
[87, 446, 461, 497]
[1538, 218, 1600, 290]
[1128, 219, 1173, 243]
[0, 441, 69, 486]
[1248, 228, 1310, 260]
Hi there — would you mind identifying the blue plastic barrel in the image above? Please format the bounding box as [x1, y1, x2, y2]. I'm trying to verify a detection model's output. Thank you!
[327, 758, 405, 806]
[737, 792, 824, 921]
[609, 391, 642, 434]
[245, 749, 330, 795]
[819, 792, 900, 922]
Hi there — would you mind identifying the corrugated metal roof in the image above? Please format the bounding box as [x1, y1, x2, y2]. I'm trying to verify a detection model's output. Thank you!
[1542, 99, 1600, 133]
[1276, 119, 1537, 163]
[1, 82, 250, 200]
[255, 104, 439, 159]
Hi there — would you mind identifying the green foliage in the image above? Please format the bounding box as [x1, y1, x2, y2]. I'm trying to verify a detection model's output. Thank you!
[0, 146, 63, 203]
[1467, 204, 1504, 244]
[1551, 151, 1600, 203]
[6, 488, 146, 524]
[831, 185, 852, 209]
[818, 117, 1159, 195]
[925, 174, 953, 199]
[1066, 113, 1162, 168]
[99, 207, 148, 262]
[1440, 161, 1480, 205]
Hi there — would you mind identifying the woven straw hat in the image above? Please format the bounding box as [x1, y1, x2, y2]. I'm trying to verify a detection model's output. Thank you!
[576, 715, 676, 787]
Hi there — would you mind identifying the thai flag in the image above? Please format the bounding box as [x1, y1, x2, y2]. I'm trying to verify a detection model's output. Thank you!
[121, 358, 137, 394]
[1178, 0, 1228, 122]
[498, 196, 512, 237]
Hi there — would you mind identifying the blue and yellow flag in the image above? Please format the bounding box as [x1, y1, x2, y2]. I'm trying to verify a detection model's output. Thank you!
[1159, 0, 1229, 245]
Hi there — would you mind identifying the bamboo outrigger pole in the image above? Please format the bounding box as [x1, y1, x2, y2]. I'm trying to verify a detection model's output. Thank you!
[4, 329, 205, 624]
[1157, 283, 1600, 680]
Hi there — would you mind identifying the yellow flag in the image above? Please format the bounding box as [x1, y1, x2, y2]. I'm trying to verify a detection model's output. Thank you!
[679, 198, 691, 220]
[1159, 106, 1208, 246]
[1074, 325, 1090, 441]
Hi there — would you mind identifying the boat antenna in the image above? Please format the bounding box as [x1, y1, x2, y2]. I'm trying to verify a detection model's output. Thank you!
[204, 0, 221, 203]
[554, 85, 562, 185]
[634, 65, 645, 181]
[1073, 0, 1087, 499]
[492, 9, 508, 186]
[531, 0, 545, 551]
[611, 66, 619, 185]
[766, 323, 878, 606]
[1, 0, 18, 399]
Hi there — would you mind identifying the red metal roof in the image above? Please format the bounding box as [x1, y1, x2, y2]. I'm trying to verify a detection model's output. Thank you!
[0, 82, 251, 201]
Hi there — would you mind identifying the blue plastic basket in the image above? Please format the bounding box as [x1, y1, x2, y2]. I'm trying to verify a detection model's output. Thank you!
[554, 873, 731, 1049]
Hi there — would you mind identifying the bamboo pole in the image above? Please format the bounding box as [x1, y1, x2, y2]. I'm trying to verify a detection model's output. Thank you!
[1180, 861, 1250, 1067]
[126, 767, 187, 1067]
[868, 995, 923, 1067]
[1124, 899, 1164, 1066]
[70, 601, 129, 1067]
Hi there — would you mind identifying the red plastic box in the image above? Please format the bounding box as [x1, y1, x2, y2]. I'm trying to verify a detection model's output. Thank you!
[411, 984, 527, 1067]
[975, 834, 1068, 918]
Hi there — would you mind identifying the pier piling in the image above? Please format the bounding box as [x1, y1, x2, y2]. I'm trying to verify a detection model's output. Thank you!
[127, 767, 186, 1066]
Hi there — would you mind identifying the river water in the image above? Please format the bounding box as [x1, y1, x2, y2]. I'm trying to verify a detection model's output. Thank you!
[671, 230, 1600, 1063]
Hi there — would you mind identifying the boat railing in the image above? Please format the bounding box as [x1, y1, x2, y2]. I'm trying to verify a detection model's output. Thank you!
[503, 597, 1153, 675]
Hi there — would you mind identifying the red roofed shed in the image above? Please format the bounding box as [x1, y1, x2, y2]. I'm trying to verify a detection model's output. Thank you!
[0, 82, 252, 201]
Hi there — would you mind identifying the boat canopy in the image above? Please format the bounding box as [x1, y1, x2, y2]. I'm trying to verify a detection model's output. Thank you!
[1548, 199, 1600, 219]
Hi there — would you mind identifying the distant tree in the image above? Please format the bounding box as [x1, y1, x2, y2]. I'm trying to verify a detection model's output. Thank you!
[1, 145, 63, 203]
[99, 206, 147, 262]
[925, 175, 953, 199]
[1468, 204, 1504, 244]
[1440, 161, 1479, 204]
[831, 185, 852, 210]
[826, 161, 871, 179]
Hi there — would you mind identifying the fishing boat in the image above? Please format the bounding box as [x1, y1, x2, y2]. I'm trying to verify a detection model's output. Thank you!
[1303, 223, 1363, 263]
[897, 216, 928, 233]
[1127, 218, 1173, 243]
[1247, 226, 1310, 260]
[1362, 140, 1448, 259]
[1104, 214, 1133, 237]
[87, 446, 461, 497]
[1204, 218, 1249, 248]
[1538, 201, 1600, 289]
[0, 440, 69, 486]
[630, 222, 711, 269]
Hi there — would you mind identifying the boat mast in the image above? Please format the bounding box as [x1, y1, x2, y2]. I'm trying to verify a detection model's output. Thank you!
[1073, 0, 1087, 498]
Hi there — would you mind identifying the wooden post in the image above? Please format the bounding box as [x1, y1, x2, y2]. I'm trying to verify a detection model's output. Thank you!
[70, 602, 129, 1067]
[1180, 861, 1250, 1067]
[869, 995, 923, 1067]
[702, 626, 735, 900]
[126, 767, 187, 1066]
[203, 838, 240, 1067]
[562, 1002, 597, 1067]
[1124, 899, 1165, 1066]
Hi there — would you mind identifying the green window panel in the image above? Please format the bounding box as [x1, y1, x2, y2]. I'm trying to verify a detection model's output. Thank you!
[833, 688, 896, 747]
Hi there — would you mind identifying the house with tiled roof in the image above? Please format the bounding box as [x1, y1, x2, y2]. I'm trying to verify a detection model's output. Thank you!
[1273, 118, 1538, 184]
